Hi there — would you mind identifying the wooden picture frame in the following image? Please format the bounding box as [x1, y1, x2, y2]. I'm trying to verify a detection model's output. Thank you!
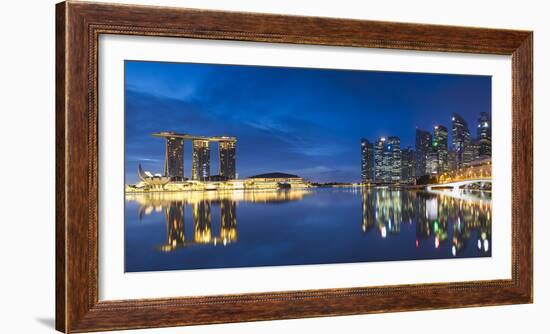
[56, 1, 533, 332]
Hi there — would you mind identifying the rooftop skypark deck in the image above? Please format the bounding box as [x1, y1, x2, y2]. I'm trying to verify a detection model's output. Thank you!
[152, 132, 236, 142]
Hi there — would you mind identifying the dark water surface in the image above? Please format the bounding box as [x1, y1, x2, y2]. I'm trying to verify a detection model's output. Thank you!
[124, 188, 491, 272]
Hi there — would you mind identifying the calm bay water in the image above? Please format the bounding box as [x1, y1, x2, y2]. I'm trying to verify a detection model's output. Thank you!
[124, 188, 491, 272]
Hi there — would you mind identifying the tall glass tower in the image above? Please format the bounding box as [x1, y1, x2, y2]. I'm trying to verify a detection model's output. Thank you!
[388, 136, 402, 182]
[374, 137, 389, 182]
[401, 147, 415, 183]
[361, 138, 374, 183]
[374, 136, 401, 183]
[477, 112, 491, 160]
[415, 129, 432, 177]
[451, 113, 471, 168]
[433, 125, 449, 173]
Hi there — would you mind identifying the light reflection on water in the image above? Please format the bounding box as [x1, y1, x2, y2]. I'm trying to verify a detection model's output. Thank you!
[124, 188, 491, 272]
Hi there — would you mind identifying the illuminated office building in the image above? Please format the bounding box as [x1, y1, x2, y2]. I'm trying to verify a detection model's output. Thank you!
[469, 139, 481, 162]
[415, 129, 432, 177]
[374, 136, 401, 183]
[401, 147, 415, 183]
[361, 138, 374, 183]
[388, 137, 401, 182]
[427, 149, 439, 175]
[433, 125, 449, 173]
[451, 113, 471, 169]
[374, 137, 390, 182]
[448, 150, 457, 171]
[477, 112, 491, 159]
[463, 130, 473, 165]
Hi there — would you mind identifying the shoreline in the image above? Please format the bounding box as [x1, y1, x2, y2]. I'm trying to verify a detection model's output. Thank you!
[124, 184, 492, 195]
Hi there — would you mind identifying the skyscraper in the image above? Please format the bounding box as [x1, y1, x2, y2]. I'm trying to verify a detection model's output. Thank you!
[427, 149, 438, 175]
[192, 140, 210, 181]
[218, 140, 236, 179]
[415, 129, 432, 177]
[164, 137, 184, 181]
[374, 136, 401, 183]
[388, 136, 402, 182]
[448, 150, 457, 171]
[469, 139, 481, 162]
[451, 113, 471, 169]
[463, 129, 473, 165]
[433, 125, 449, 173]
[477, 112, 491, 160]
[401, 147, 415, 183]
[374, 137, 391, 182]
[361, 138, 374, 184]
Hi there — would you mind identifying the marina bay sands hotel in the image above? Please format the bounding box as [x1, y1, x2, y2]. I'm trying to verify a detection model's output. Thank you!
[153, 132, 237, 181]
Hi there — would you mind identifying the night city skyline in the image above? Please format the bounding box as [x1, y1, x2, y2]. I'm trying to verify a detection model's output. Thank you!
[125, 60, 491, 184]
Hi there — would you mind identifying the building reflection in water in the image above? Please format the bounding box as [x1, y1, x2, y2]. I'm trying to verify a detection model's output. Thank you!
[193, 200, 212, 245]
[220, 200, 237, 246]
[164, 200, 185, 250]
[361, 188, 491, 257]
[129, 189, 311, 252]
[130, 187, 490, 258]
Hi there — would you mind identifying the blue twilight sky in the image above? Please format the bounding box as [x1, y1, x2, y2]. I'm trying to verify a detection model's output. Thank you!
[125, 60, 491, 184]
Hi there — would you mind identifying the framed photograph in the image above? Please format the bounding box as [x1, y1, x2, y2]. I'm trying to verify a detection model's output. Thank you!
[56, 1, 532, 332]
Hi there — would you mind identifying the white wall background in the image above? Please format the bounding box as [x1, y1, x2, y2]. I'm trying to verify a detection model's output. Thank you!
[0, 0, 546, 333]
